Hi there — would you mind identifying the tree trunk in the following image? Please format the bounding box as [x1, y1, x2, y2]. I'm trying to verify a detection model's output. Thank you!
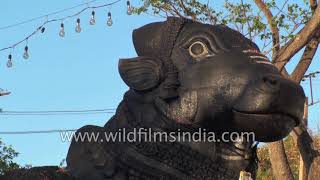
[308, 156, 320, 180]
[298, 98, 308, 180]
[268, 141, 295, 180]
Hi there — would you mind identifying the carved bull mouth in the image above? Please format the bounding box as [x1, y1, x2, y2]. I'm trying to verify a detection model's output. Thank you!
[232, 109, 299, 142]
[232, 109, 300, 126]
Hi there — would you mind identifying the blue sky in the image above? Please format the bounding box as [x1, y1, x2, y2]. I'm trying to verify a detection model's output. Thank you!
[0, 0, 319, 167]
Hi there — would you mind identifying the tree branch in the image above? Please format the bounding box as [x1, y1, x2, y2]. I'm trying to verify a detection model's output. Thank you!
[310, 0, 317, 12]
[274, 4, 320, 71]
[178, 0, 197, 20]
[290, 125, 316, 172]
[254, 0, 280, 60]
[164, 2, 185, 18]
[241, 0, 252, 40]
[290, 30, 319, 82]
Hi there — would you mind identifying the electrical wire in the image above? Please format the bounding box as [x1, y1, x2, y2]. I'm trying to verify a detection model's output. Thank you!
[0, 108, 116, 115]
[0, 112, 115, 116]
[0, 109, 116, 134]
[1, 108, 116, 113]
[0, 129, 77, 134]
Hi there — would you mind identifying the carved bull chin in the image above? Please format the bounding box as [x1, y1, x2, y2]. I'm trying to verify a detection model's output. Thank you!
[66, 17, 305, 180]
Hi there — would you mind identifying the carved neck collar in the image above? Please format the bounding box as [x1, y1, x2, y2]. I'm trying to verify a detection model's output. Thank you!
[111, 99, 258, 179]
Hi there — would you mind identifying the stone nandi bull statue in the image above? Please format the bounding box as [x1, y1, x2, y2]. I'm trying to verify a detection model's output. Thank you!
[67, 17, 305, 180]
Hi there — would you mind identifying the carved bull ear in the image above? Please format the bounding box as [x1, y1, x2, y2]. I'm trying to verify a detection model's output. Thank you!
[154, 91, 198, 124]
[119, 57, 164, 91]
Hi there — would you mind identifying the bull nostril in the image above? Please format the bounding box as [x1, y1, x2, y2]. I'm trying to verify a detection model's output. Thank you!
[263, 76, 278, 86]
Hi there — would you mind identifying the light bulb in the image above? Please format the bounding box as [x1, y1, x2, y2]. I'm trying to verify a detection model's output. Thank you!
[41, 27, 46, 33]
[143, 0, 150, 8]
[155, 8, 160, 13]
[59, 23, 65, 37]
[7, 54, 12, 68]
[126, 1, 133, 15]
[90, 11, 96, 25]
[75, 18, 81, 33]
[23, 46, 29, 60]
[107, 12, 113, 26]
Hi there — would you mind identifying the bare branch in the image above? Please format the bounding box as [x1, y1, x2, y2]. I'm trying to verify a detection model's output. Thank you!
[178, 0, 195, 20]
[310, 0, 317, 12]
[274, 0, 290, 17]
[290, 125, 316, 171]
[290, 31, 319, 82]
[254, 0, 280, 60]
[241, 0, 252, 40]
[205, 0, 217, 25]
[264, 23, 302, 55]
[165, 2, 185, 18]
[274, 0, 298, 25]
[274, 4, 320, 71]
[170, 6, 184, 17]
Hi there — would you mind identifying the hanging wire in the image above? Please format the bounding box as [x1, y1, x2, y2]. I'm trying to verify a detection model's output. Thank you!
[0, 112, 115, 116]
[0, 108, 116, 134]
[0, 129, 77, 135]
[0, 0, 99, 31]
[1, 108, 115, 113]
[0, 0, 122, 52]
[0, 108, 116, 115]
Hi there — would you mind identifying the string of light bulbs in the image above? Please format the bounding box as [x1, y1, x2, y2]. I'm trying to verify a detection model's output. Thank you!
[0, 0, 148, 68]
[0, 0, 99, 31]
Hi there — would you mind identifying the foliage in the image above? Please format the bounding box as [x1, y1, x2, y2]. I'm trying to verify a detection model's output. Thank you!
[257, 134, 320, 180]
[0, 139, 19, 175]
[133, 0, 313, 55]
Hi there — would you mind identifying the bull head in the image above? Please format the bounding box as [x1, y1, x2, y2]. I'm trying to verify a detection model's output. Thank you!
[118, 17, 305, 142]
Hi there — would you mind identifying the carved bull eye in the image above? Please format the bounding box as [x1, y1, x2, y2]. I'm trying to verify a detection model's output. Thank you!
[188, 41, 210, 59]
